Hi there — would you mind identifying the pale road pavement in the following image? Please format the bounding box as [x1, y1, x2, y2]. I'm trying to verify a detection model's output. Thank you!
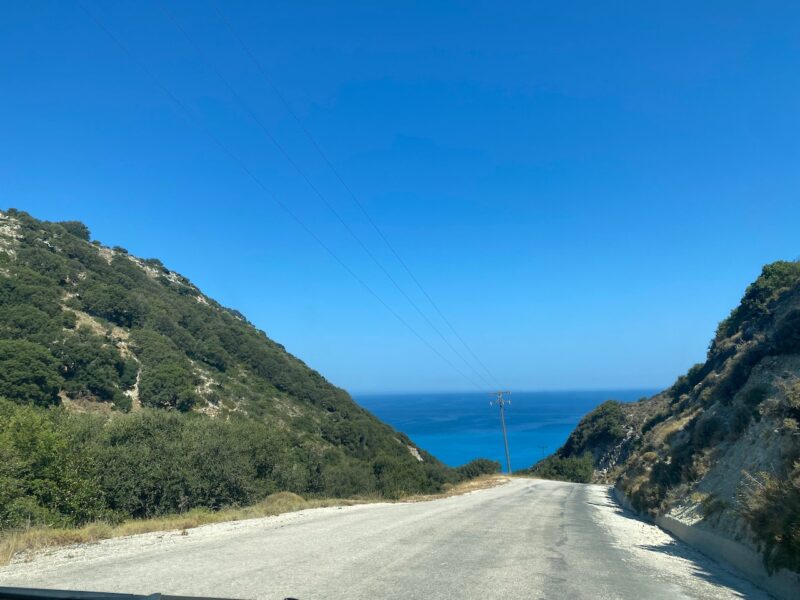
[0, 478, 771, 600]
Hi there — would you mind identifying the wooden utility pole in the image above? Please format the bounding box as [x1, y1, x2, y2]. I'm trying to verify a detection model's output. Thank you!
[490, 391, 512, 474]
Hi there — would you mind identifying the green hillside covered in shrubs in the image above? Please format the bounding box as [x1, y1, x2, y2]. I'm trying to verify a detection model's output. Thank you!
[0, 208, 498, 531]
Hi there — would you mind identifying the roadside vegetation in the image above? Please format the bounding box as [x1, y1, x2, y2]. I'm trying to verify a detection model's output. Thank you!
[0, 474, 506, 566]
[523, 455, 593, 483]
[740, 464, 800, 574]
[0, 397, 499, 531]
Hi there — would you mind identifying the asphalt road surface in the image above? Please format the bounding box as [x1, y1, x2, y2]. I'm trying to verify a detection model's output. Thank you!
[0, 478, 769, 600]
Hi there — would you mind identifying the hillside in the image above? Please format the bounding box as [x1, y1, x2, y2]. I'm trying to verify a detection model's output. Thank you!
[0, 208, 492, 530]
[527, 260, 800, 574]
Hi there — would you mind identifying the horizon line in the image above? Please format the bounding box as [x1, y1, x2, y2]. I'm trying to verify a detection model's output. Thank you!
[351, 386, 664, 397]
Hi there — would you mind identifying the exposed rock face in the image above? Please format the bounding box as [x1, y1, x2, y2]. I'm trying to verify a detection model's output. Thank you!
[535, 261, 800, 574]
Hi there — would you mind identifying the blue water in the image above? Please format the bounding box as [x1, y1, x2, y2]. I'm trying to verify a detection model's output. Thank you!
[356, 390, 656, 470]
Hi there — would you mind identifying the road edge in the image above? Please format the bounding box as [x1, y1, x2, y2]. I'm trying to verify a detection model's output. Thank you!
[611, 487, 799, 600]
[1, 475, 511, 567]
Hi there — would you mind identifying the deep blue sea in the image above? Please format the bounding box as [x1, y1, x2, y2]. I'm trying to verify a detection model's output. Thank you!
[356, 390, 657, 470]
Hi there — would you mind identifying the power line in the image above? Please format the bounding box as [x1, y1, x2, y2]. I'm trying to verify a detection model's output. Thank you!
[76, 0, 485, 392]
[207, 0, 501, 390]
[156, 0, 493, 391]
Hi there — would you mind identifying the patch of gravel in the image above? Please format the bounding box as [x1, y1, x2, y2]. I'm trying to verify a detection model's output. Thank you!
[0, 503, 383, 584]
[586, 485, 770, 600]
[0, 480, 507, 585]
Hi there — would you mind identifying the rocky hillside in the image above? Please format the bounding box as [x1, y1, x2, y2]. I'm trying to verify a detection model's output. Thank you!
[528, 261, 800, 573]
[0, 208, 493, 529]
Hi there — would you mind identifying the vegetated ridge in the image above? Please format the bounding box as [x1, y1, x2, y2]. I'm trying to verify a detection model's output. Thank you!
[0, 208, 497, 532]
[525, 260, 800, 574]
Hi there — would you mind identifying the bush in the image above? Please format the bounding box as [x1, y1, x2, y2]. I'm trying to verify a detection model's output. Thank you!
[456, 458, 501, 479]
[138, 362, 198, 411]
[772, 310, 800, 354]
[712, 347, 766, 406]
[58, 221, 91, 241]
[730, 404, 755, 436]
[670, 363, 706, 398]
[691, 414, 726, 450]
[527, 454, 593, 483]
[560, 400, 626, 457]
[740, 465, 800, 573]
[0, 340, 62, 406]
[55, 327, 129, 402]
[742, 386, 769, 407]
[320, 460, 374, 497]
[0, 399, 107, 528]
[372, 453, 429, 499]
[80, 283, 144, 328]
[97, 411, 278, 516]
[642, 411, 668, 434]
[786, 382, 800, 420]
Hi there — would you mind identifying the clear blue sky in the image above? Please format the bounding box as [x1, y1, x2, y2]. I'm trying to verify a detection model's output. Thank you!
[2, 1, 799, 393]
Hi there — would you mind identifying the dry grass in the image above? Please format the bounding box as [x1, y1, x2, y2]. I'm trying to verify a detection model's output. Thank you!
[403, 474, 510, 502]
[650, 409, 699, 447]
[0, 476, 509, 566]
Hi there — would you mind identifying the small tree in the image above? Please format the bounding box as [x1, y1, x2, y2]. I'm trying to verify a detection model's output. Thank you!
[138, 362, 197, 411]
[58, 220, 91, 241]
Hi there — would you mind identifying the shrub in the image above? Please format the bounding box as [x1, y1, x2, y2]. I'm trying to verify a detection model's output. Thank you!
[692, 414, 726, 450]
[701, 494, 727, 518]
[772, 309, 800, 354]
[786, 382, 800, 420]
[670, 363, 706, 398]
[80, 283, 144, 328]
[0, 340, 62, 406]
[730, 404, 756, 436]
[642, 411, 668, 434]
[138, 362, 198, 411]
[0, 399, 107, 528]
[712, 347, 766, 406]
[527, 454, 593, 483]
[321, 460, 375, 498]
[560, 400, 626, 457]
[372, 453, 429, 499]
[58, 221, 91, 240]
[740, 465, 800, 573]
[54, 327, 128, 402]
[742, 386, 769, 407]
[456, 458, 501, 479]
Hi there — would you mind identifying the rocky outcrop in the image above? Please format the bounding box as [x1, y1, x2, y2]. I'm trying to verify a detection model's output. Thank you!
[535, 261, 800, 583]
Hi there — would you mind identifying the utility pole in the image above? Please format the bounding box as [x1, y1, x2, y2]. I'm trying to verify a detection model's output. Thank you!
[490, 391, 512, 474]
[537, 445, 549, 461]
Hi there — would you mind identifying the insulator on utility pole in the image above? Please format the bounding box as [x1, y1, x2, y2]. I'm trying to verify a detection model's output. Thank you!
[490, 391, 512, 474]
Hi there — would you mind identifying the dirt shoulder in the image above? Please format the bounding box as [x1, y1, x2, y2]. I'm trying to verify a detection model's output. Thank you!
[1, 474, 510, 567]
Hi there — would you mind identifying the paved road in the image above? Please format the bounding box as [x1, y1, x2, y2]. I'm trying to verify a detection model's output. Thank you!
[0, 479, 768, 600]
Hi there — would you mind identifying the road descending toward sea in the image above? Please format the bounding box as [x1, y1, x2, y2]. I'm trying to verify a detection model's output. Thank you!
[0, 478, 768, 600]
